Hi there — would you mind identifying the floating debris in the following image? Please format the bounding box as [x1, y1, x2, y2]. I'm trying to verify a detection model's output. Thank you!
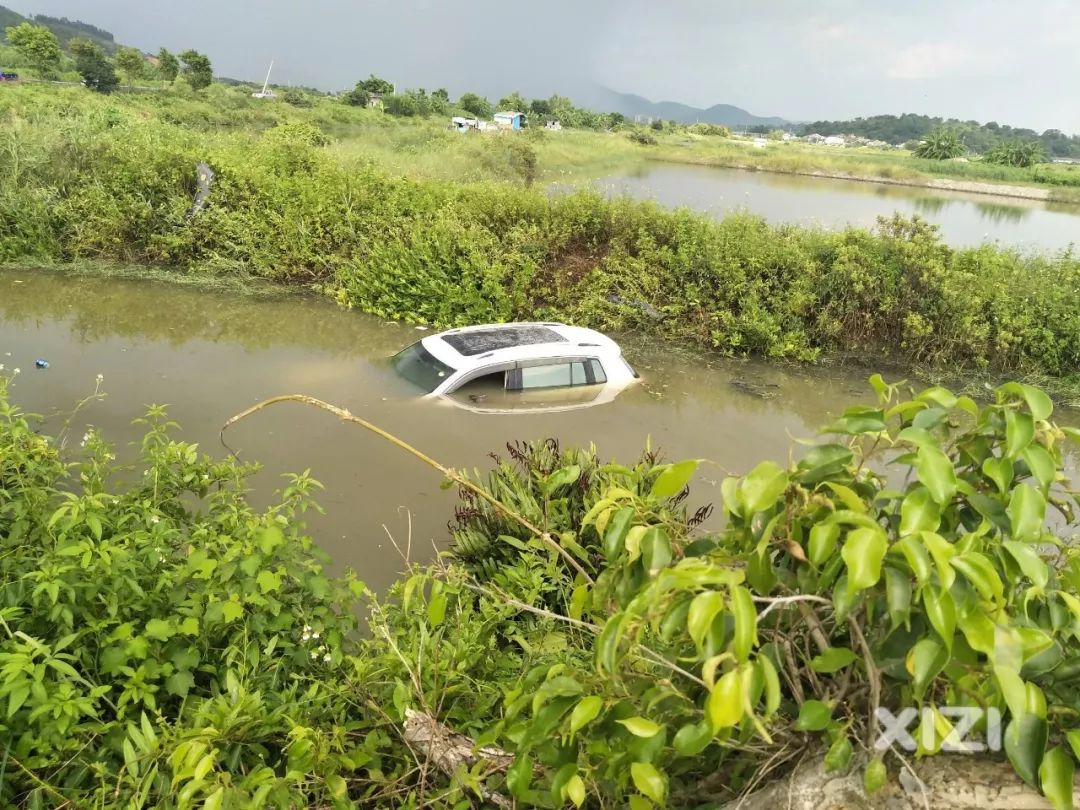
[730, 379, 780, 399]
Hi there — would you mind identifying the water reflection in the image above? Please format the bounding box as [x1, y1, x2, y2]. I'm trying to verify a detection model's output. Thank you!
[597, 163, 1077, 252]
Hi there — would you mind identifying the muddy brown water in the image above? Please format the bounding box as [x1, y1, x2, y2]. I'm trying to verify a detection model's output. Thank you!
[596, 163, 1080, 253]
[1, 268, 1073, 591]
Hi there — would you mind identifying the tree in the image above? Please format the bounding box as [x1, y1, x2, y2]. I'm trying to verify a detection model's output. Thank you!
[383, 93, 418, 117]
[912, 128, 965, 160]
[984, 138, 1045, 168]
[530, 98, 551, 117]
[179, 49, 213, 90]
[432, 88, 449, 103]
[497, 91, 528, 111]
[4, 22, 61, 77]
[430, 87, 450, 114]
[69, 38, 118, 94]
[156, 48, 179, 83]
[359, 74, 393, 95]
[458, 92, 492, 119]
[342, 83, 370, 107]
[113, 46, 145, 84]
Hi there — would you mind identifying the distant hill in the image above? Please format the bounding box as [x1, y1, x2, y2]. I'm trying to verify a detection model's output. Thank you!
[588, 88, 789, 128]
[0, 4, 118, 53]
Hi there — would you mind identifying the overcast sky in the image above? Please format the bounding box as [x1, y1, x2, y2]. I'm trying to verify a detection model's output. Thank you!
[10, 0, 1080, 132]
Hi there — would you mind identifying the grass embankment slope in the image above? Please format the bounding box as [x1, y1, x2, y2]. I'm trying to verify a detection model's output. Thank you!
[4, 83, 1080, 398]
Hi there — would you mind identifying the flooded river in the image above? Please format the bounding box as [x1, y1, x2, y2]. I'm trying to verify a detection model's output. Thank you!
[597, 163, 1080, 253]
[1, 269, 1073, 591]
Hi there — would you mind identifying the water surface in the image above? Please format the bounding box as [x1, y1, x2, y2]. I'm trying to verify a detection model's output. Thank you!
[0, 269, 1066, 590]
[597, 163, 1080, 253]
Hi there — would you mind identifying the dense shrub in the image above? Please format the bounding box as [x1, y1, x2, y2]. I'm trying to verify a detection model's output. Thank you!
[4, 374, 1080, 808]
[4, 86, 1080, 382]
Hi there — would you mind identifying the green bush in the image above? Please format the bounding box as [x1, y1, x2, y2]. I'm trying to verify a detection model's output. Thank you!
[3, 373, 1080, 808]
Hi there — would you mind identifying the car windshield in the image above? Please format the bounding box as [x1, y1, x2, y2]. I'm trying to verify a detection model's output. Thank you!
[391, 342, 456, 393]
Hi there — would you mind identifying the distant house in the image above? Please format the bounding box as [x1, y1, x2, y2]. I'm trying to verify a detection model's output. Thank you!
[823, 135, 845, 147]
[544, 120, 562, 131]
[804, 133, 826, 144]
[494, 110, 527, 130]
[451, 116, 480, 133]
[368, 93, 384, 109]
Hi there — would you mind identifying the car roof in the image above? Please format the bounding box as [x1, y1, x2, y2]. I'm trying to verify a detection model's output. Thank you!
[421, 322, 622, 369]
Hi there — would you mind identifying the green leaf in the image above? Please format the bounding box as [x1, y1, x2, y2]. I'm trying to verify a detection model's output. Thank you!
[893, 535, 932, 582]
[256, 526, 285, 554]
[907, 638, 947, 700]
[687, 591, 725, 650]
[1066, 730, 1080, 762]
[165, 671, 195, 697]
[994, 666, 1028, 722]
[982, 456, 1015, 494]
[221, 601, 244, 624]
[1005, 713, 1048, 788]
[863, 758, 887, 794]
[707, 668, 745, 730]
[1021, 445, 1056, 492]
[543, 465, 581, 495]
[796, 444, 854, 485]
[256, 570, 283, 594]
[673, 721, 713, 755]
[569, 696, 603, 735]
[739, 461, 789, 514]
[650, 459, 699, 499]
[951, 552, 1004, 604]
[86, 514, 103, 541]
[1005, 410, 1035, 460]
[1003, 541, 1050, 589]
[640, 526, 672, 576]
[630, 762, 666, 805]
[915, 444, 957, 505]
[824, 734, 854, 772]
[507, 753, 532, 798]
[922, 586, 956, 650]
[900, 486, 941, 534]
[842, 526, 887, 594]
[730, 586, 757, 662]
[565, 774, 586, 808]
[808, 522, 840, 567]
[7, 684, 29, 718]
[884, 566, 912, 629]
[810, 647, 858, 673]
[1007, 484, 1046, 540]
[826, 406, 886, 435]
[920, 531, 957, 588]
[758, 655, 781, 715]
[999, 382, 1054, 422]
[1039, 746, 1074, 810]
[179, 617, 200, 636]
[794, 699, 832, 731]
[144, 619, 173, 642]
[603, 506, 635, 560]
[617, 716, 662, 738]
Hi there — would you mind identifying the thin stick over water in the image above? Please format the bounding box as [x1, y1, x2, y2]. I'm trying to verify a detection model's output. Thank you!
[220, 394, 595, 584]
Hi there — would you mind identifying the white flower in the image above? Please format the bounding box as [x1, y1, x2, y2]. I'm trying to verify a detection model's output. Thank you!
[12, 368, 19, 375]
[302, 624, 312, 632]
[311, 631, 320, 640]
[310, 651, 318, 660]
[318, 644, 326, 652]
[96, 374, 103, 383]
[322, 653, 331, 662]
[149, 515, 160, 525]
[0, 364, 4, 371]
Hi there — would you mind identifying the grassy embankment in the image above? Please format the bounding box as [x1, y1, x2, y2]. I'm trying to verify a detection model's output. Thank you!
[4, 83, 1080, 399]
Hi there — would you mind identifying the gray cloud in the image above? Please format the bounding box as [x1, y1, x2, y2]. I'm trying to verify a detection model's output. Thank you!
[8, 0, 1080, 131]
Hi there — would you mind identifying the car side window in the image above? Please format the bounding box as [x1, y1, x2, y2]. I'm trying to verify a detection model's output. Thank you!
[507, 359, 606, 391]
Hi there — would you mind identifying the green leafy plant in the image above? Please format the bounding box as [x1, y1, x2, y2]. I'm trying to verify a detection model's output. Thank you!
[913, 128, 966, 160]
[985, 139, 1045, 168]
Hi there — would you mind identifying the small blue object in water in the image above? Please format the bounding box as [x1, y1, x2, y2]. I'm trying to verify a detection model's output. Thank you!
[35, 359, 49, 369]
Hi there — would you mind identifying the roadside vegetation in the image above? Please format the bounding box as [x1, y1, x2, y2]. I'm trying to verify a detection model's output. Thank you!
[4, 83, 1080, 396]
[3, 370, 1080, 808]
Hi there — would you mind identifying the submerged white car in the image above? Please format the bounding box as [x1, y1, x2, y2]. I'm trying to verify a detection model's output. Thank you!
[391, 322, 638, 413]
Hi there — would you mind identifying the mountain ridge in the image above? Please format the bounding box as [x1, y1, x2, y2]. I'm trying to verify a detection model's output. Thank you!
[583, 87, 789, 128]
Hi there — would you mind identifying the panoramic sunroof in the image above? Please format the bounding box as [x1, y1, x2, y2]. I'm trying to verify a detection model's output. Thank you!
[440, 326, 567, 356]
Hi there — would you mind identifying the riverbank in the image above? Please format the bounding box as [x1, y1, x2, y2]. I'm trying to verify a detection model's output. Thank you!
[6, 83, 1080, 397]
[645, 137, 1080, 204]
